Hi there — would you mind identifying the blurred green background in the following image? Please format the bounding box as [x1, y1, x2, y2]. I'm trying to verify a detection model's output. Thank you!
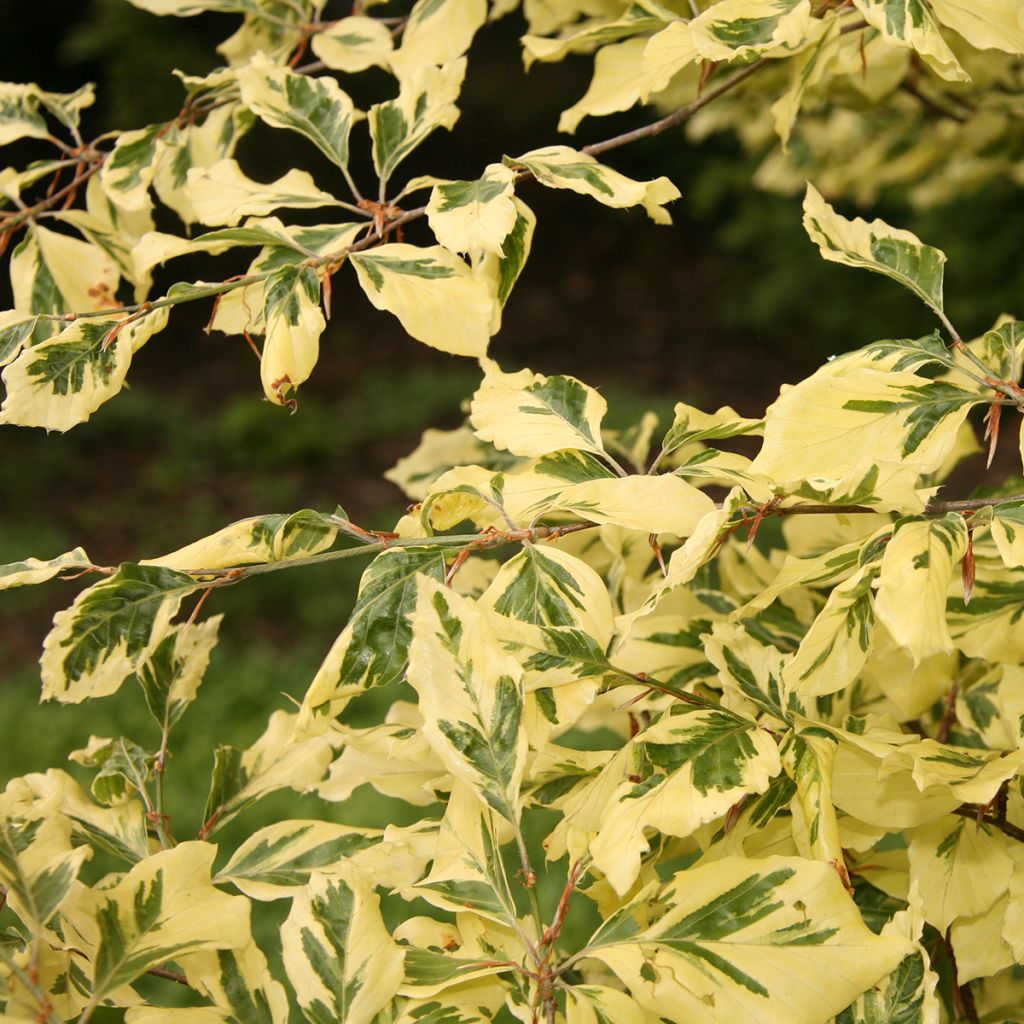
[2, 2, 1024, 1009]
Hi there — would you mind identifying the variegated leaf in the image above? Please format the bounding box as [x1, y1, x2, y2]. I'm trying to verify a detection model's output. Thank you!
[180, 942, 289, 1024]
[350, 243, 497, 357]
[67, 842, 249, 1004]
[471, 366, 609, 458]
[310, 16, 394, 72]
[751, 358, 983, 510]
[260, 263, 325, 406]
[590, 708, 782, 894]
[585, 856, 913, 1024]
[146, 509, 336, 571]
[508, 145, 680, 224]
[238, 55, 355, 171]
[184, 159, 343, 227]
[40, 563, 200, 704]
[370, 60, 466, 186]
[215, 819, 381, 900]
[297, 547, 449, 730]
[136, 617, 221, 732]
[390, 0, 487, 80]
[201, 711, 332, 835]
[426, 163, 518, 255]
[407, 782, 518, 927]
[559, 38, 647, 134]
[803, 184, 949, 319]
[783, 563, 878, 696]
[282, 864, 404, 1024]
[0, 306, 169, 431]
[907, 814, 1012, 931]
[690, 0, 815, 61]
[852, 0, 967, 80]
[0, 547, 92, 590]
[407, 577, 526, 823]
[874, 513, 968, 662]
[0, 781, 89, 932]
[18, 768, 150, 863]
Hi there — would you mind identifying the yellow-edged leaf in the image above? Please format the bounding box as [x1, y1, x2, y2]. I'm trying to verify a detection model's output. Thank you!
[282, 864, 404, 1024]
[509, 145, 680, 224]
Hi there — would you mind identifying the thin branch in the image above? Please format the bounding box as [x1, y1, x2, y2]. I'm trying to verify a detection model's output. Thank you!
[147, 965, 191, 986]
[952, 805, 1024, 844]
[582, 59, 770, 158]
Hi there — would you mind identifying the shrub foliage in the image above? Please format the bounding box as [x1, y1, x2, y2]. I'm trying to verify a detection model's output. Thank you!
[3, 2, 1024, 1022]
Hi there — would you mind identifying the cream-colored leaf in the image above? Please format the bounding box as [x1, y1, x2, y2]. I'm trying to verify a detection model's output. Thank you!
[471, 365, 608, 457]
[880, 739, 1024, 806]
[351, 242, 496, 357]
[852, 0, 968, 80]
[201, 711, 332, 835]
[560, 37, 646, 133]
[784, 564, 878, 697]
[0, 780, 90, 932]
[990, 501, 1024, 568]
[426, 163, 518, 255]
[510, 145, 680, 224]
[184, 158, 342, 227]
[216, 819, 384, 900]
[136, 616, 220, 732]
[874, 513, 967, 661]
[782, 726, 845, 874]
[260, 265, 325, 406]
[555, 474, 716, 536]
[282, 864, 404, 1024]
[390, 0, 487, 80]
[12, 768, 150, 863]
[99, 124, 162, 213]
[385, 424, 523, 501]
[641, 21, 699, 99]
[751, 358, 981, 510]
[771, 15, 841, 148]
[933, 0, 1024, 53]
[0, 547, 92, 590]
[480, 544, 613, 645]
[12, 224, 120, 317]
[320, 720, 446, 805]
[567, 984, 650, 1024]
[909, 814, 1013, 931]
[310, 16, 394, 72]
[830, 726, 960, 828]
[40, 563, 199, 704]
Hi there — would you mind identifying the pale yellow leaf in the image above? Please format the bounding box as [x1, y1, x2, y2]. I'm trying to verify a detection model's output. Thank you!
[909, 814, 1013, 931]
[184, 158, 342, 226]
[350, 242, 497, 357]
[560, 37, 646, 133]
[390, 0, 487, 80]
[426, 163, 518, 255]
[874, 514, 968, 662]
[310, 16, 394, 72]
